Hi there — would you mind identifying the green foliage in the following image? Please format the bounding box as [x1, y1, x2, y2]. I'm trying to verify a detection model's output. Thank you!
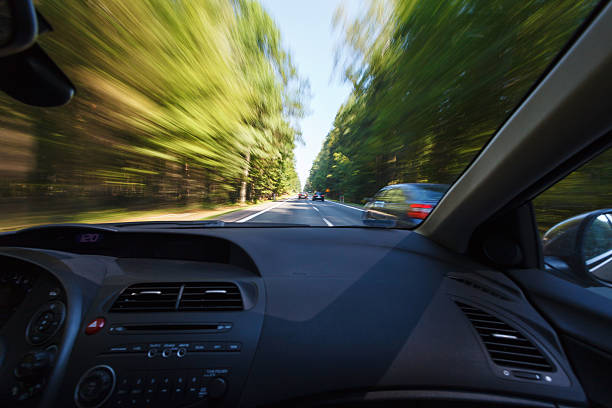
[308, 0, 604, 230]
[0, 0, 306, 215]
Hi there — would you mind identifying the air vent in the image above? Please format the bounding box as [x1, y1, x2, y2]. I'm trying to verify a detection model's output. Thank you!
[110, 282, 243, 312]
[448, 275, 510, 300]
[456, 302, 553, 372]
[178, 282, 243, 311]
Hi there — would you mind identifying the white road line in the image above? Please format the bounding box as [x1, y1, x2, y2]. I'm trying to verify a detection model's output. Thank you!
[235, 200, 288, 223]
[328, 200, 365, 212]
[322, 218, 333, 227]
[312, 207, 320, 212]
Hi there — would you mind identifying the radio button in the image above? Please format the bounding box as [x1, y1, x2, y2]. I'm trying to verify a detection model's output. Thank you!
[158, 386, 170, 401]
[177, 348, 187, 358]
[146, 349, 158, 358]
[127, 397, 141, 406]
[129, 344, 145, 353]
[195, 386, 208, 400]
[108, 396, 125, 407]
[210, 343, 224, 352]
[186, 385, 198, 400]
[226, 343, 241, 352]
[190, 343, 206, 352]
[161, 348, 172, 358]
[108, 345, 129, 353]
[173, 386, 185, 399]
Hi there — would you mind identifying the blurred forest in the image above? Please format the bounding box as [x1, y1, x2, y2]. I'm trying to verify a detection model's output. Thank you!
[305, 0, 609, 233]
[0, 0, 306, 227]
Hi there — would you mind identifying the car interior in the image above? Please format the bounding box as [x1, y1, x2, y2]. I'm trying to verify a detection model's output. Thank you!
[0, 1, 611, 408]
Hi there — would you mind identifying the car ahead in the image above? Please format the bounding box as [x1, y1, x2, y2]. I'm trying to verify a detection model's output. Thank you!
[312, 191, 325, 201]
[363, 183, 449, 227]
[297, 192, 308, 199]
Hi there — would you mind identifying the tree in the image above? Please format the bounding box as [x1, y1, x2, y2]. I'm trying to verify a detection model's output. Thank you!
[308, 0, 600, 217]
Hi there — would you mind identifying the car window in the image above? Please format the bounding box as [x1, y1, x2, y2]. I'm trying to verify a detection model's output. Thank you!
[412, 185, 449, 202]
[375, 189, 389, 201]
[535, 148, 611, 283]
[387, 188, 405, 204]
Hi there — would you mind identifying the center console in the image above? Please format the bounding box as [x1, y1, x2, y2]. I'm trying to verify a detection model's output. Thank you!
[56, 260, 264, 408]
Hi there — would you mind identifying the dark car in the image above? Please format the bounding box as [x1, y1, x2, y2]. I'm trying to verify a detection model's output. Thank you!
[362, 183, 449, 227]
[312, 191, 325, 201]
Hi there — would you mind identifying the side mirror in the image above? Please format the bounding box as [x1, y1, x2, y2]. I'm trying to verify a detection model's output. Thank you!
[543, 209, 612, 283]
[0, 2, 75, 106]
[0, 0, 37, 58]
[582, 212, 612, 282]
[364, 197, 373, 203]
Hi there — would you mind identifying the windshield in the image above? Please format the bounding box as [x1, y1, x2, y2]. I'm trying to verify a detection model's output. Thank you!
[0, 0, 600, 231]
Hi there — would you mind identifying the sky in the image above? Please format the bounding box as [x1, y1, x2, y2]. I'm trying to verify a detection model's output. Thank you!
[259, 0, 362, 189]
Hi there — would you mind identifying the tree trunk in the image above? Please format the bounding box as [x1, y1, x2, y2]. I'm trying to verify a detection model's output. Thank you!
[239, 151, 251, 204]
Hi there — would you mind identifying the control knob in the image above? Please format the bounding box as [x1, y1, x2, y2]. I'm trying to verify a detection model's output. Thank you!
[14, 349, 54, 379]
[208, 377, 227, 399]
[74, 365, 115, 408]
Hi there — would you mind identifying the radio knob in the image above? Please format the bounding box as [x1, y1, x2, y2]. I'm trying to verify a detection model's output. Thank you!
[74, 365, 115, 408]
[161, 348, 172, 358]
[176, 348, 186, 358]
[208, 377, 227, 399]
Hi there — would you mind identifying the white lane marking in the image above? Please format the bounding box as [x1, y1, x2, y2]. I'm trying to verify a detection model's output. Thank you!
[328, 200, 365, 212]
[322, 218, 333, 227]
[586, 248, 612, 265]
[590, 255, 612, 272]
[235, 200, 288, 223]
[312, 207, 320, 212]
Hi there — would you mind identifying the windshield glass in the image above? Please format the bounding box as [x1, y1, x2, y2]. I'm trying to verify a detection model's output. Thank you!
[0, 0, 600, 231]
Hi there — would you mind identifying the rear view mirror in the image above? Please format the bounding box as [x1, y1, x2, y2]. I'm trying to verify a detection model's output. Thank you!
[0, 0, 37, 58]
[0, 0, 75, 106]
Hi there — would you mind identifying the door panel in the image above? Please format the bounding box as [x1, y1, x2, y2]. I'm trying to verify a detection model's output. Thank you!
[507, 269, 612, 407]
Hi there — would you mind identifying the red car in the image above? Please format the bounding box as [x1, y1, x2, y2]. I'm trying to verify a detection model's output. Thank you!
[298, 192, 308, 199]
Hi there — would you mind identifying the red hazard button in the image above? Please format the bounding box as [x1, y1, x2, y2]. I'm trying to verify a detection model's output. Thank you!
[85, 317, 106, 335]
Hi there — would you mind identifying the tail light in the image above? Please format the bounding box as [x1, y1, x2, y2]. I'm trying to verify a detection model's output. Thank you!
[407, 203, 433, 219]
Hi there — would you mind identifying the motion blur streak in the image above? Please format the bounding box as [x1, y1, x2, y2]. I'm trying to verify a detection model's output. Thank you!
[0, 0, 308, 230]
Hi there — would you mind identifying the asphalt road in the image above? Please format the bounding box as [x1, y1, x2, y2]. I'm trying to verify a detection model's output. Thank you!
[216, 197, 365, 226]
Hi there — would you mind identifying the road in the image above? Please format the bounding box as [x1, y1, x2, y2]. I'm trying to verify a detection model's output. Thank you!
[216, 197, 365, 226]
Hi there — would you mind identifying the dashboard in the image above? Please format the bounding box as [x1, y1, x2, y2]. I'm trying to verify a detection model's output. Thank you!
[0, 224, 589, 407]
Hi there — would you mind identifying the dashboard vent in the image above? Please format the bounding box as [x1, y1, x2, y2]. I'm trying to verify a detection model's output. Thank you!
[456, 302, 553, 372]
[110, 283, 182, 312]
[178, 282, 243, 311]
[110, 282, 243, 312]
[447, 275, 510, 300]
